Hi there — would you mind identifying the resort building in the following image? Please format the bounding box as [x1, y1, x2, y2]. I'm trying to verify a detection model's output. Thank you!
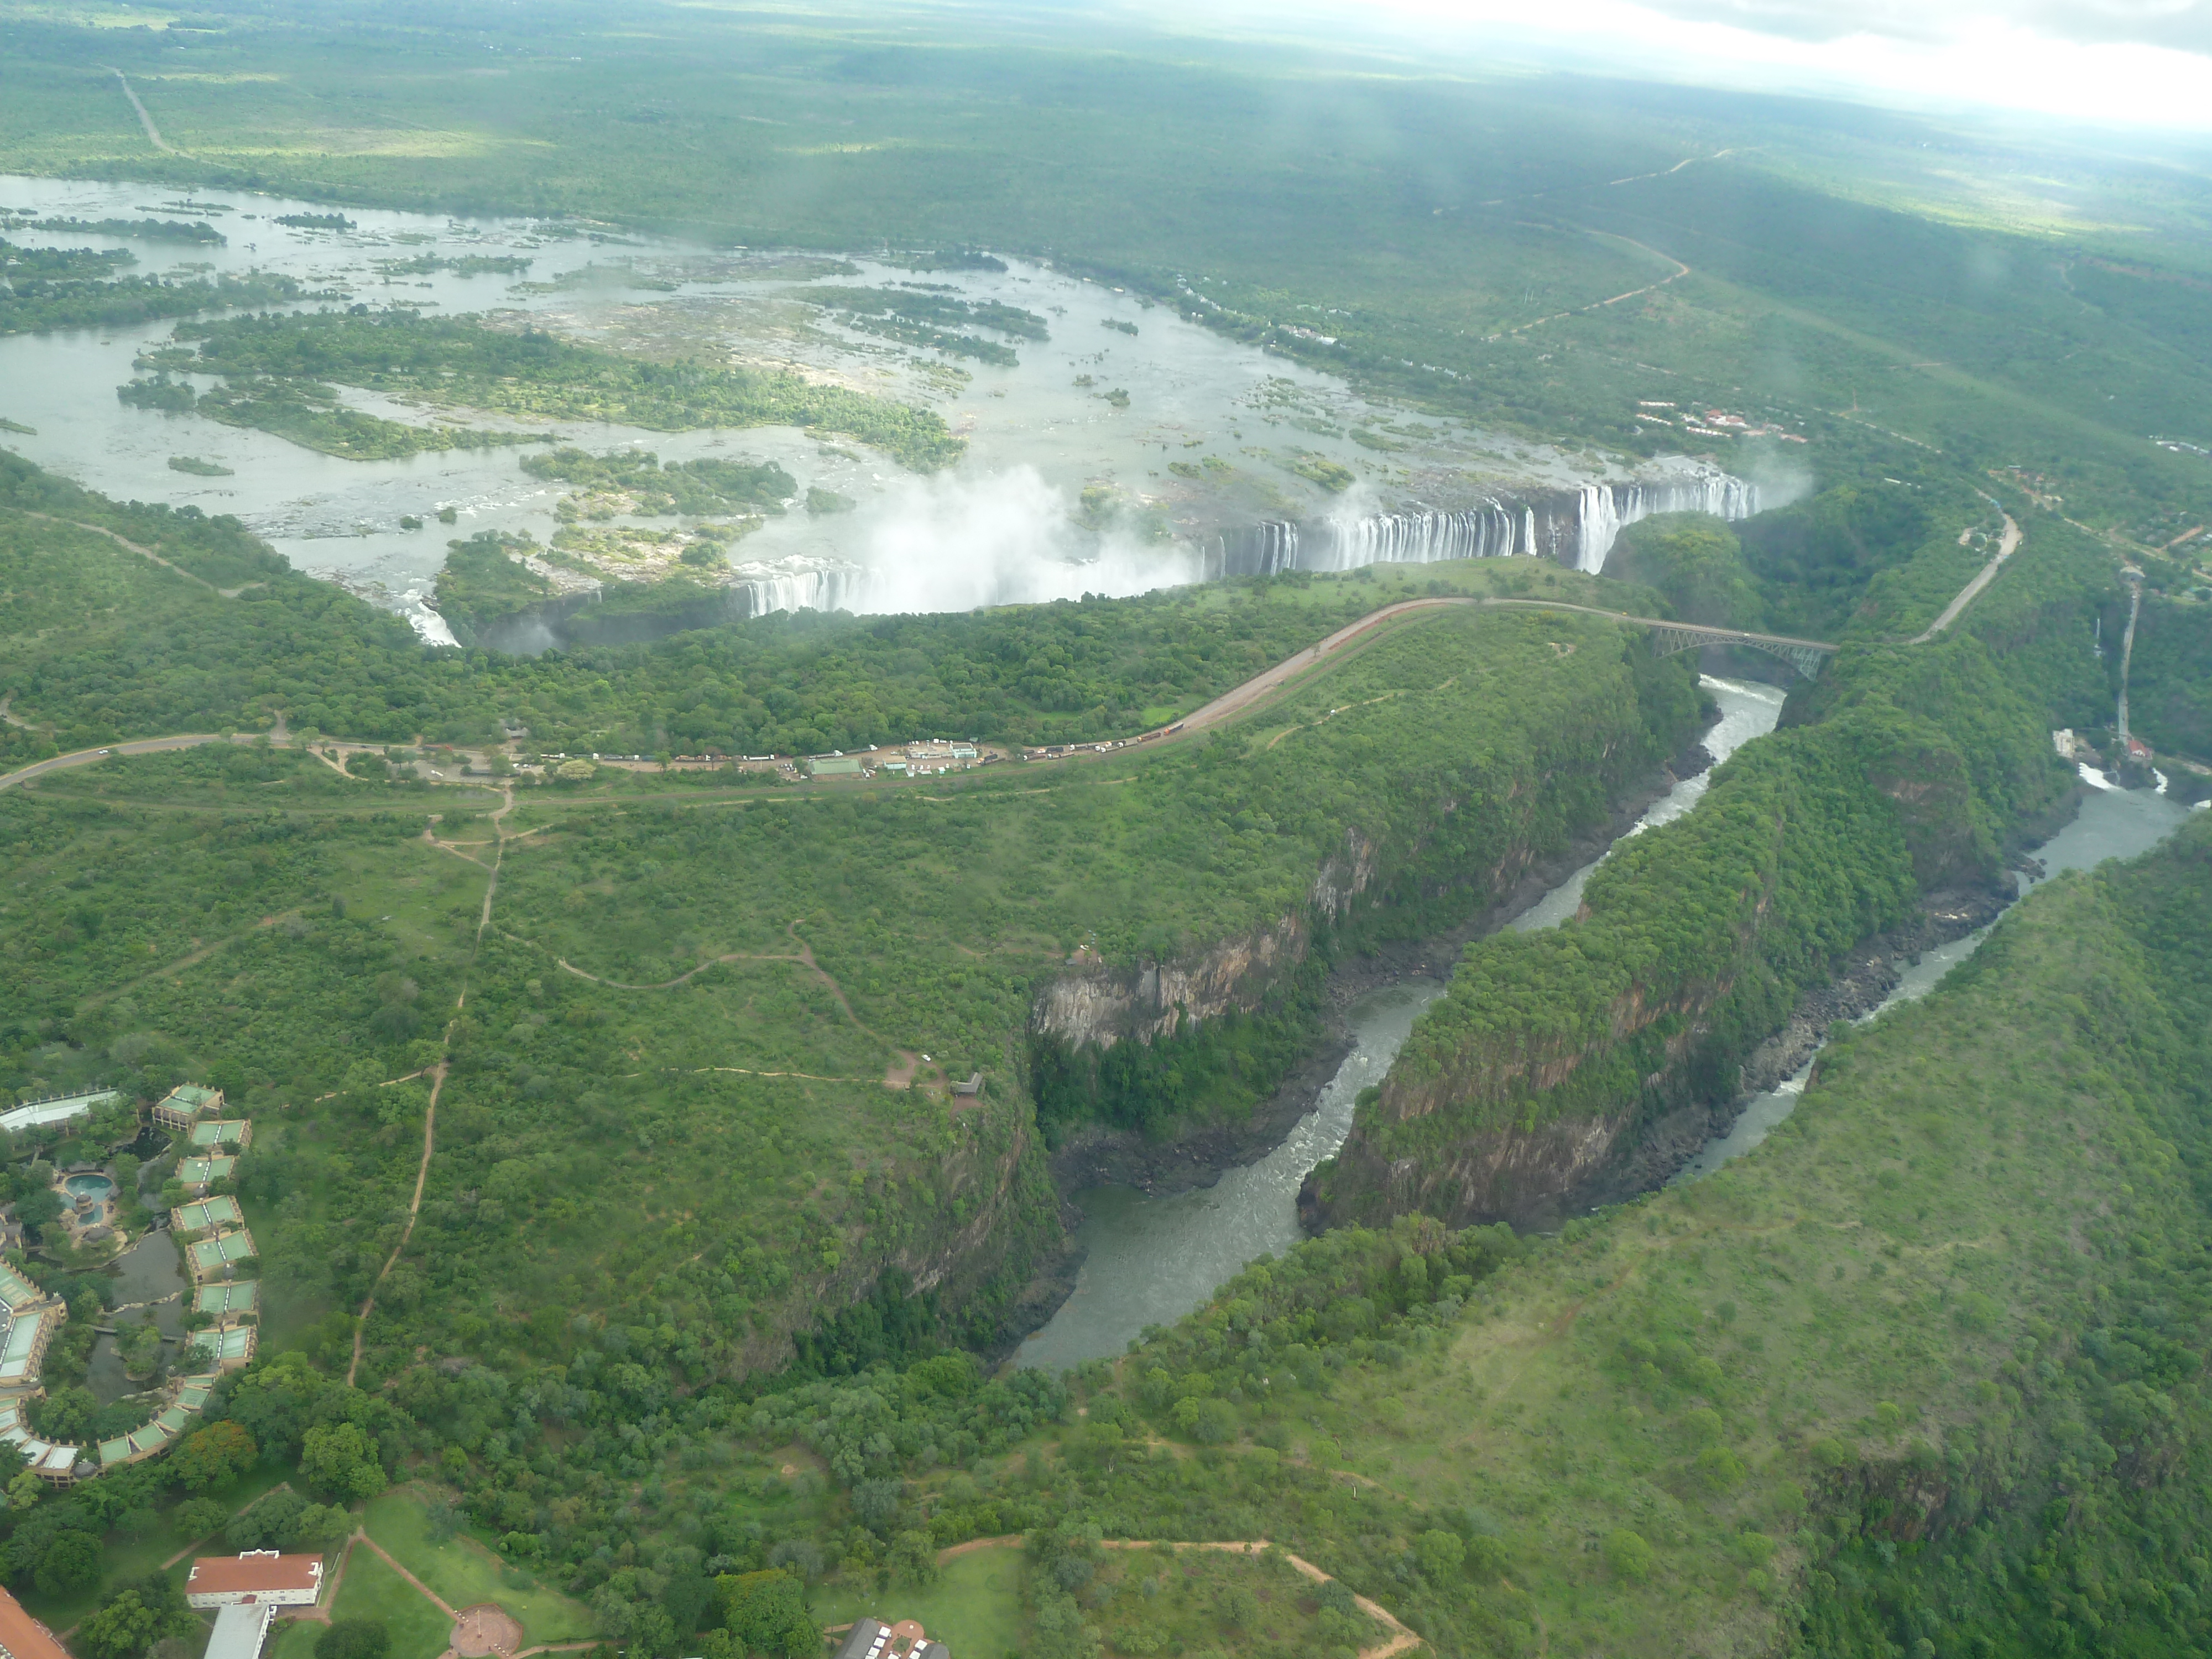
[195, 1280, 260, 1324]
[205, 1324, 257, 1371]
[0, 1265, 65, 1401]
[151, 1083, 225, 1133]
[95, 1401, 199, 1470]
[186, 1551, 327, 1609]
[173, 1195, 245, 1234]
[0, 1089, 121, 1138]
[833, 1618, 950, 1659]
[0, 1090, 265, 1488]
[0, 1400, 91, 1486]
[0, 1580, 72, 1659]
[178, 1155, 238, 1189]
[204, 1603, 275, 1659]
[189, 1228, 258, 1284]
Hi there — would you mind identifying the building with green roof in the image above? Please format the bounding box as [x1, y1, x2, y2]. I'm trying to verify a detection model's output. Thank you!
[194, 1281, 258, 1323]
[152, 1082, 225, 1132]
[187, 1229, 257, 1284]
[172, 1196, 243, 1234]
[177, 1156, 237, 1188]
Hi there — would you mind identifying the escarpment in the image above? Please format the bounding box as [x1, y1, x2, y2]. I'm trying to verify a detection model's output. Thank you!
[1306, 632, 2081, 1232]
[1027, 612, 1710, 1145]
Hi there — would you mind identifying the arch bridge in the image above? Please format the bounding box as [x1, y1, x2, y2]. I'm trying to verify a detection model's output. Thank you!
[1644, 621, 1837, 680]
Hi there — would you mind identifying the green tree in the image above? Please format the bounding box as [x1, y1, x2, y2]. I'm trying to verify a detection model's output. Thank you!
[316, 1620, 392, 1659]
[1415, 1530, 1464, 1580]
[79, 1577, 197, 1659]
[173, 1420, 258, 1490]
[35, 1529, 103, 1595]
[300, 1421, 387, 1501]
[1602, 1530, 1655, 1583]
[713, 1569, 817, 1659]
[171, 1495, 229, 1540]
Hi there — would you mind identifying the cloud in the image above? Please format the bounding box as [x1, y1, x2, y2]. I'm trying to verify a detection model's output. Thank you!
[851, 466, 1202, 614]
[1151, 0, 2212, 130]
[1626, 0, 2212, 53]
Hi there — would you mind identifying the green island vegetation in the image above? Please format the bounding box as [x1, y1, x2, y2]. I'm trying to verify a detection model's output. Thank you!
[806, 486, 855, 517]
[795, 286, 1050, 367]
[119, 372, 554, 462]
[0, 417, 36, 435]
[0, 236, 310, 335]
[274, 212, 355, 230]
[166, 453, 233, 476]
[430, 530, 564, 642]
[3, 215, 225, 243]
[527, 447, 797, 519]
[373, 253, 533, 277]
[128, 310, 966, 471]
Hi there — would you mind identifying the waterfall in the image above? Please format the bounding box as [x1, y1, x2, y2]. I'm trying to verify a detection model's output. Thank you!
[1575, 471, 1760, 574]
[729, 557, 868, 619]
[701, 467, 1756, 622]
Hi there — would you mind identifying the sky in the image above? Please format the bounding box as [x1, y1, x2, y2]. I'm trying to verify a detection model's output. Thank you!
[1214, 0, 2212, 131]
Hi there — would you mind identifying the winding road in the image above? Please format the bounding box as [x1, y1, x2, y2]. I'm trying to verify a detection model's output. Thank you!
[0, 580, 1968, 800]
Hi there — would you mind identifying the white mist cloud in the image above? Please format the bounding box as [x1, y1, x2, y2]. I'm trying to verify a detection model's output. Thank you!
[852, 466, 1204, 613]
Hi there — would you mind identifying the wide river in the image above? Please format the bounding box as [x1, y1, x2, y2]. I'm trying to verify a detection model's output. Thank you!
[0, 173, 1683, 636]
[1015, 693, 2205, 1370]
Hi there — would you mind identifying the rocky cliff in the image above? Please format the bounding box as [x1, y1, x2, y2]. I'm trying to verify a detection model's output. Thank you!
[1304, 627, 2084, 1234]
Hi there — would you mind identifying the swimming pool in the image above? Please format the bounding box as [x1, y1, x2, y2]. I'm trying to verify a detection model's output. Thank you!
[64, 1173, 115, 1202]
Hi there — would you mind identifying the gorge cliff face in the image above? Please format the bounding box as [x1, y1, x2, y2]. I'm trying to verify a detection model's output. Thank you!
[1303, 677, 2063, 1232]
[1026, 616, 1712, 1147]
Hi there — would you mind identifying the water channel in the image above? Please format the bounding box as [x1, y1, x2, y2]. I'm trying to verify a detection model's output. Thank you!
[1017, 685, 2208, 1370]
[1015, 675, 1787, 1369]
[86, 1226, 189, 1408]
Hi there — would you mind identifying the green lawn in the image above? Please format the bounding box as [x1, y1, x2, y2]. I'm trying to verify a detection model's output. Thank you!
[811, 1546, 1027, 1659]
[361, 1488, 598, 1645]
[330, 1546, 455, 1659]
[266, 1616, 326, 1659]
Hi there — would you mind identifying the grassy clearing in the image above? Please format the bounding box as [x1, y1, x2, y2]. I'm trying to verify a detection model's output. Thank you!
[362, 1488, 599, 1645]
[813, 1545, 1028, 1659]
[329, 1545, 456, 1659]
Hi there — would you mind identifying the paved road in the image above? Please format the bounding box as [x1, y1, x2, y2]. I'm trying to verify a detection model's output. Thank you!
[0, 732, 239, 792]
[1911, 512, 2020, 643]
[106, 67, 175, 154]
[1166, 595, 1835, 740]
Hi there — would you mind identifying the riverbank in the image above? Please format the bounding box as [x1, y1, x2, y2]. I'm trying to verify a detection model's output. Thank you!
[1038, 737, 1711, 1202]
